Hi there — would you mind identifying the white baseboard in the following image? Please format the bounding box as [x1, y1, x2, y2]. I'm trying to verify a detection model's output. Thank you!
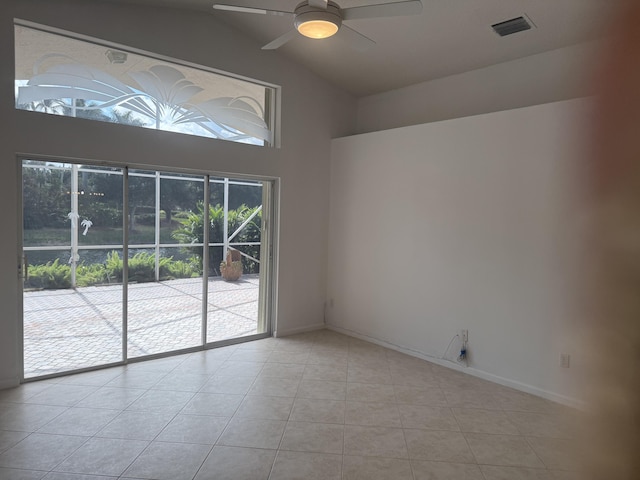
[327, 324, 584, 409]
[0, 376, 21, 390]
[274, 323, 326, 338]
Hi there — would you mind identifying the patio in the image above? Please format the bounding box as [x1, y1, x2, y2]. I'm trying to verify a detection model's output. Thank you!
[23, 275, 260, 378]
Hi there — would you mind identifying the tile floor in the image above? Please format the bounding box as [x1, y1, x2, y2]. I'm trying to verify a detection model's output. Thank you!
[0, 330, 583, 479]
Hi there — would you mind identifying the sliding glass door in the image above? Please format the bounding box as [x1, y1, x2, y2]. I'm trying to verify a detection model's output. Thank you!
[22, 161, 125, 377]
[21, 158, 274, 379]
[126, 171, 205, 358]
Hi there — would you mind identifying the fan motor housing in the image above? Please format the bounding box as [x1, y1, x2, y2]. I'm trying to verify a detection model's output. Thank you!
[294, 1, 343, 38]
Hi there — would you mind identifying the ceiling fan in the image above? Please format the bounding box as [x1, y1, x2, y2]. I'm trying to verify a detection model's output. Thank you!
[212, 0, 423, 50]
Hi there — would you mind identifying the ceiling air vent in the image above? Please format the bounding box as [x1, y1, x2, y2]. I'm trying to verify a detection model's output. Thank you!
[492, 16, 533, 37]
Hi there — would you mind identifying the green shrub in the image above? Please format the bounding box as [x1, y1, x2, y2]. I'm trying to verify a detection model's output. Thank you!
[76, 263, 108, 287]
[105, 251, 199, 283]
[25, 259, 71, 289]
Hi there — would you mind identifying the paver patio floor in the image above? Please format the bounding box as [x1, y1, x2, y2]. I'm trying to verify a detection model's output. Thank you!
[23, 275, 260, 378]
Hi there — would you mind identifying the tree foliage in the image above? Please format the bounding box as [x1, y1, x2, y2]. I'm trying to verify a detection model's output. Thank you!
[172, 202, 261, 275]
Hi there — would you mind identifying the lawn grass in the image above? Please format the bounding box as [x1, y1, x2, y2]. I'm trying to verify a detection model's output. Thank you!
[23, 224, 178, 246]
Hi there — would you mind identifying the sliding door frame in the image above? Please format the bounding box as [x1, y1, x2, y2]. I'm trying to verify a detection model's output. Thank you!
[17, 154, 278, 382]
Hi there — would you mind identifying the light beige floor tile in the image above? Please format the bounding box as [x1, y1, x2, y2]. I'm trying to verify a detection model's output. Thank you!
[526, 436, 581, 471]
[506, 411, 574, 438]
[125, 356, 184, 373]
[296, 380, 346, 400]
[303, 364, 348, 382]
[495, 387, 566, 415]
[236, 339, 276, 351]
[453, 408, 520, 435]
[0, 382, 55, 404]
[344, 425, 408, 458]
[194, 446, 276, 480]
[0, 430, 30, 454]
[126, 389, 194, 414]
[307, 352, 348, 367]
[0, 433, 87, 471]
[216, 361, 264, 378]
[53, 437, 148, 476]
[389, 367, 438, 388]
[180, 392, 243, 416]
[199, 375, 255, 395]
[550, 470, 581, 480]
[480, 465, 555, 479]
[13, 331, 583, 480]
[57, 369, 124, 387]
[0, 404, 68, 432]
[267, 351, 310, 365]
[393, 385, 447, 406]
[345, 401, 402, 427]
[228, 349, 272, 363]
[149, 372, 211, 392]
[465, 433, 546, 468]
[346, 383, 396, 403]
[494, 390, 565, 415]
[259, 363, 305, 379]
[248, 377, 300, 397]
[96, 410, 175, 440]
[105, 370, 166, 389]
[442, 387, 501, 410]
[411, 460, 484, 479]
[170, 359, 225, 376]
[289, 398, 345, 424]
[37, 407, 119, 436]
[0, 468, 46, 480]
[343, 455, 413, 480]
[75, 386, 145, 409]
[437, 372, 496, 392]
[123, 441, 211, 480]
[217, 418, 286, 449]
[280, 421, 344, 454]
[398, 404, 460, 431]
[43, 473, 116, 480]
[23, 385, 97, 407]
[156, 414, 229, 444]
[234, 395, 294, 421]
[404, 429, 475, 463]
[347, 365, 392, 385]
[347, 349, 386, 361]
[269, 450, 341, 480]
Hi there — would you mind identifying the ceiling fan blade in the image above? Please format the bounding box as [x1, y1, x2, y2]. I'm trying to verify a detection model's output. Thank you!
[213, 4, 291, 16]
[342, 0, 422, 20]
[308, 0, 328, 8]
[339, 25, 375, 51]
[262, 29, 298, 50]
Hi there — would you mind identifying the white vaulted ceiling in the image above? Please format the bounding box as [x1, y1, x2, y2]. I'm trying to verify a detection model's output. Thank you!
[83, 0, 611, 96]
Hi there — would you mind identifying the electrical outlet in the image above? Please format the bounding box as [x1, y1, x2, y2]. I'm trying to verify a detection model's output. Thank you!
[460, 329, 468, 343]
[560, 353, 570, 368]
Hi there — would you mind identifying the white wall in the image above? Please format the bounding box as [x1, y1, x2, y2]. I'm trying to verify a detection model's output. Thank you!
[356, 42, 598, 134]
[328, 99, 591, 404]
[0, 0, 357, 387]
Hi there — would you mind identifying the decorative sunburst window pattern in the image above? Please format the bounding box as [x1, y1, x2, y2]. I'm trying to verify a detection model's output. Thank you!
[14, 22, 276, 146]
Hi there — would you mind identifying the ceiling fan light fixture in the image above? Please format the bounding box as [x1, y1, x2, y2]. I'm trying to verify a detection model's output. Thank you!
[297, 19, 339, 38]
[294, 2, 342, 39]
[296, 19, 340, 38]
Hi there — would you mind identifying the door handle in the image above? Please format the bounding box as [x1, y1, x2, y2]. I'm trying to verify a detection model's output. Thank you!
[20, 254, 28, 280]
